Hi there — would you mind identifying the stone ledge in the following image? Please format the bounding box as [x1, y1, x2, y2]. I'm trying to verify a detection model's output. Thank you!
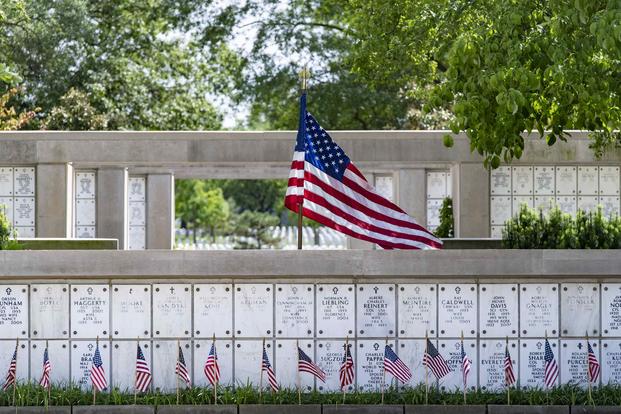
[405, 405, 486, 414]
[488, 405, 569, 414]
[157, 405, 237, 414]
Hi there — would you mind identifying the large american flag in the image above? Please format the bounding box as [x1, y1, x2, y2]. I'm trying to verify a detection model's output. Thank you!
[284, 93, 442, 250]
[176, 345, 191, 387]
[339, 343, 354, 389]
[90, 344, 107, 392]
[423, 339, 450, 379]
[587, 340, 600, 383]
[383, 345, 412, 383]
[543, 339, 558, 388]
[504, 345, 516, 387]
[39, 346, 51, 390]
[261, 346, 279, 392]
[2, 345, 17, 391]
[461, 340, 472, 388]
[135, 344, 152, 393]
[204, 342, 220, 386]
[298, 347, 326, 382]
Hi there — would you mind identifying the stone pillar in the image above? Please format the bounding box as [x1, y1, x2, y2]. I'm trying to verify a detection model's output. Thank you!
[36, 163, 73, 238]
[146, 173, 174, 249]
[454, 163, 490, 237]
[398, 168, 427, 225]
[97, 168, 128, 249]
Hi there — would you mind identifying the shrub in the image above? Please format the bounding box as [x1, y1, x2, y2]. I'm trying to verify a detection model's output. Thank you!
[434, 197, 454, 238]
[502, 204, 621, 249]
[0, 206, 19, 250]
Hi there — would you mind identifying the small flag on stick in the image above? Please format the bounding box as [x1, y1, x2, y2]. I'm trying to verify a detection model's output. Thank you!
[298, 346, 326, 382]
[339, 341, 354, 390]
[204, 340, 221, 386]
[135, 343, 152, 393]
[2, 343, 17, 391]
[90, 342, 107, 392]
[383, 345, 412, 383]
[423, 338, 451, 379]
[39, 345, 51, 390]
[587, 340, 600, 383]
[543, 338, 559, 388]
[504, 343, 516, 387]
[461, 338, 472, 388]
[176, 344, 191, 387]
[261, 344, 279, 392]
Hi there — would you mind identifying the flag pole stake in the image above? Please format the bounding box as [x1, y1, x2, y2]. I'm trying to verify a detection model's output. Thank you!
[213, 334, 218, 405]
[342, 336, 348, 405]
[176, 339, 180, 405]
[506, 336, 510, 406]
[586, 332, 593, 405]
[259, 338, 265, 403]
[381, 338, 387, 405]
[296, 340, 302, 405]
[45, 339, 50, 411]
[13, 338, 17, 408]
[296, 66, 308, 251]
[93, 337, 98, 406]
[134, 337, 139, 405]
[461, 331, 466, 405]
[424, 331, 429, 405]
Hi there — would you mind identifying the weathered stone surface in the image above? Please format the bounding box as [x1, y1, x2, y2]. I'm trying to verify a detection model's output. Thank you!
[488, 405, 569, 414]
[157, 405, 237, 414]
[238, 404, 321, 414]
[323, 405, 403, 414]
[0, 407, 71, 414]
[73, 406, 154, 414]
[405, 405, 485, 414]
[571, 407, 621, 414]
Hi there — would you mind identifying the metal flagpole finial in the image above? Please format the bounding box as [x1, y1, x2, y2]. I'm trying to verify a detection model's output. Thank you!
[299, 66, 310, 93]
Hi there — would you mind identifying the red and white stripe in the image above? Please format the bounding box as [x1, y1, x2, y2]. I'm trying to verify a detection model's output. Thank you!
[286, 155, 442, 250]
[90, 365, 107, 392]
[135, 361, 152, 393]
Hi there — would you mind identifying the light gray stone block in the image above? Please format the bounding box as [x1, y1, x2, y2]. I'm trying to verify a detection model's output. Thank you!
[323, 405, 403, 414]
[238, 404, 320, 414]
[157, 405, 237, 414]
[0, 407, 71, 414]
[571, 406, 621, 414]
[73, 406, 154, 414]
[488, 405, 569, 414]
[405, 405, 486, 414]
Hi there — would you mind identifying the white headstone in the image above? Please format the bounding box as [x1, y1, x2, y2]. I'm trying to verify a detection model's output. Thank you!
[75, 199, 96, 226]
[275, 339, 315, 390]
[479, 339, 518, 391]
[555, 166, 577, 195]
[234, 340, 273, 388]
[578, 166, 599, 196]
[193, 339, 233, 387]
[519, 339, 559, 389]
[426, 199, 442, 227]
[512, 167, 533, 195]
[375, 175, 394, 201]
[561, 284, 599, 337]
[30, 340, 70, 386]
[356, 284, 396, 337]
[71, 340, 110, 390]
[316, 284, 355, 337]
[398, 284, 437, 337]
[0, 168, 13, 196]
[599, 167, 620, 195]
[70, 285, 110, 338]
[30, 284, 69, 338]
[13, 167, 34, 196]
[275, 284, 314, 338]
[0, 341, 27, 384]
[112, 340, 151, 390]
[356, 340, 392, 392]
[396, 339, 427, 388]
[534, 166, 555, 195]
[316, 340, 354, 392]
[599, 196, 620, 217]
[153, 340, 191, 391]
[578, 196, 598, 212]
[153, 284, 191, 338]
[111, 285, 151, 338]
[602, 284, 621, 337]
[438, 284, 477, 337]
[556, 196, 577, 215]
[601, 340, 621, 385]
[519, 284, 559, 337]
[490, 167, 511, 195]
[427, 172, 448, 199]
[13, 197, 34, 226]
[512, 196, 533, 213]
[193, 284, 233, 338]
[490, 196, 512, 225]
[438, 339, 477, 392]
[560, 339, 597, 388]
[479, 284, 518, 338]
[234, 284, 273, 337]
[0, 285, 28, 338]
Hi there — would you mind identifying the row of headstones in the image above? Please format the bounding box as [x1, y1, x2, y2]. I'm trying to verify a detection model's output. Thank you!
[2, 336, 620, 393]
[0, 282, 615, 340]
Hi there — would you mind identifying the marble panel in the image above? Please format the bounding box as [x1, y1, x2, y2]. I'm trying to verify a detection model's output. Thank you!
[71, 340, 110, 390]
[13, 167, 34, 196]
[75, 226, 96, 239]
[234, 340, 273, 388]
[556, 196, 577, 215]
[598, 196, 620, 217]
[519, 284, 559, 337]
[397, 339, 427, 388]
[128, 177, 146, 202]
[13, 197, 34, 226]
[128, 226, 146, 250]
[427, 172, 448, 199]
[438, 284, 477, 338]
[234, 284, 273, 338]
[70, 285, 109, 338]
[599, 167, 620, 195]
[490, 167, 511, 195]
[275, 339, 315, 390]
[356, 284, 396, 337]
[30, 340, 70, 386]
[519, 339, 559, 389]
[112, 340, 151, 391]
[375, 175, 394, 202]
[0, 168, 13, 196]
[153, 284, 191, 338]
[356, 340, 393, 392]
[275, 284, 314, 338]
[601, 284, 621, 337]
[75, 199, 96, 226]
[316, 284, 355, 338]
[0, 341, 27, 384]
[601, 340, 621, 385]
[491, 226, 504, 238]
[490, 196, 512, 225]
[512, 167, 533, 195]
[534, 196, 555, 214]
[560, 339, 598, 387]
[153, 340, 192, 391]
[578, 196, 598, 213]
[555, 166, 577, 195]
[398, 284, 437, 337]
[0, 197, 12, 224]
[316, 340, 354, 392]
[426, 199, 442, 227]
[512, 196, 533, 214]
[14, 226, 34, 238]
[534, 166, 555, 195]
[30, 284, 69, 338]
[561, 283, 599, 337]
[193, 284, 233, 338]
[479, 339, 518, 391]
[111, 285, 151, 338]
[438, 339, 477, 392]
[193, 339, 233, 386]
[577, 166, 599, 196]
[0, 285, 28, 338]
[75, 172, 96, 199]
[479, 284, 518, 338]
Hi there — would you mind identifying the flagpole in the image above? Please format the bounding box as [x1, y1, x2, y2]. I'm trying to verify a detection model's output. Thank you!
[424, 331, 429, 405]
[176, 339, 180, 405]
[461, 331, 466, 405]
[213, 334, 218, 405]
[296, 66, 309, 251]
[259, 337, 265, 403]
[506, 336, 510, 406]
[342, 336, 348, 405]
[134, 338, 139, 405]
[296, 340, 302, 405]
[46, 339, 50, 410]
[545, 330, 550, 406]
[93, 337, 98, 406]
[381, 338, 387, 405]
[12, 338, 17, 408]
[586, 332, 593, 404]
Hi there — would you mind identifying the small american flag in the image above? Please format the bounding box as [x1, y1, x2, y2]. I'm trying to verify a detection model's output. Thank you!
[504, 345, 516, 387]
[423, 339, 450, 379]
[39, 346, 51, 390]
[339, 343, 354, 389]
[543, 339, 558, 388]
[90, 344, 107, 392]
[2, 344, 17, 391]
[384, 345, 412, 383]
[176, 345, 191, 387]
[135, 344, 152, 393]
[298, 347, 326, 382]
[284, 93, 442, 250]
[261, 346, 279, 392]
[587, 340, 600, 383]
[461, 340, 472, 387]
[204, 342, 220, 386]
